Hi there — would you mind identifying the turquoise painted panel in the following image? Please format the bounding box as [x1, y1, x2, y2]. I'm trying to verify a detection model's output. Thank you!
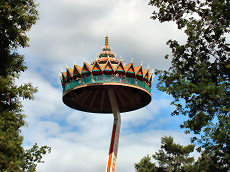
[63, 75, 151, 93]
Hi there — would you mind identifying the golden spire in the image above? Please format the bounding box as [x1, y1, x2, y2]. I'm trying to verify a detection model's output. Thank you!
[105, 35, 109, 46]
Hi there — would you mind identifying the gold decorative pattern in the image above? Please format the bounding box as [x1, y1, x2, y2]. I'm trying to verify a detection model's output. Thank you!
[61, 36, 153, 88]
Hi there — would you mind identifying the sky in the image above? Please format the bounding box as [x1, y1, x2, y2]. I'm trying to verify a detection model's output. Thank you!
[18, 0, 194, 171]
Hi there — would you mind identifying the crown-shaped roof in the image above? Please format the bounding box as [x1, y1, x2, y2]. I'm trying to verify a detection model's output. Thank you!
[135, 65, 143, 76]
[67, 68, 73, 77]
[92, 61, 103, 71]
[98, 36, 118, 64]
[104, 60, 115, 71]
[60, 36, 154, 89]
[126, 62, 135, 73]
[116, 61, 126, 72]
[82, 62, 91, 73]
[143, 68, 149, 80]
[74, 65, 82, 75]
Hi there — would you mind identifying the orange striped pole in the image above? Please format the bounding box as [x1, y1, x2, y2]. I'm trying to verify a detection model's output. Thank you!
[106, 88, 121, 172]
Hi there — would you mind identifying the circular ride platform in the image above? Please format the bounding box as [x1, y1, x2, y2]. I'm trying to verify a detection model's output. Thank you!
[60, 36, 154, 172]
[63, 75, 151, 113]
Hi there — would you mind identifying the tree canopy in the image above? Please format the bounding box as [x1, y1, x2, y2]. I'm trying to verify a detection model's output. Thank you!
[149, 0, 230, 132]
[135, 136, 195, 172]
[147, 0, 230, 168]
[0, 0, 50, 170]
[135, 0, 230, 170]
[135, 136, 228, 172]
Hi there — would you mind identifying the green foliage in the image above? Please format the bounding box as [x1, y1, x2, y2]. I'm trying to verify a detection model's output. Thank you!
[153, 136, 195, 171]
[0, 75, 37, 170]
[135, 136, 195, 172]
[197, 115, 230, 170]
[135, 155, 159, 172]
[193, 151, 228, 172]
[135, 136, 230, 172]
[21, 143, 51, 171]
[0, 0, 51, 171]
[149, 0, 230, 168]
[0, 0, 39, 76]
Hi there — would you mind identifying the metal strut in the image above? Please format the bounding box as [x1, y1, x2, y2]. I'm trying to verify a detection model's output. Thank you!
[106, 88, 121, 172]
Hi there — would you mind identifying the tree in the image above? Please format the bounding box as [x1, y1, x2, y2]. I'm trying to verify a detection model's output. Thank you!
[193, 150, 227, 172]
[135, 136, 195, 172]
[135, 136, 228, 172]
[0, 0, 50, 170]
[148, 0, 230, 168]
[134, 155, 159, 172]
[21, 143, 51, 171]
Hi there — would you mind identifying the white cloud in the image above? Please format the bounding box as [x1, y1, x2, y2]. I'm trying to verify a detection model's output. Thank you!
[121, 97, 172, 128]
[17, 0, 193, 171]
[20, 71, 190, 171]
[23, 0, 186, 71]
[25, 123, 191, 172]
[18, 71, 65, 121]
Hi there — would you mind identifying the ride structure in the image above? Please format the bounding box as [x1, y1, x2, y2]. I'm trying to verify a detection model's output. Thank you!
[60, 36, 153, 172]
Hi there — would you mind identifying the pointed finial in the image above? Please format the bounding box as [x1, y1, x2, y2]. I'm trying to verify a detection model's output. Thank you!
[131, 58, 133, 63]
[151, 72, 155, 80]
[147, 65, 150, 69]
[105, 35, 109, 46]
[151, 69, 154, 74]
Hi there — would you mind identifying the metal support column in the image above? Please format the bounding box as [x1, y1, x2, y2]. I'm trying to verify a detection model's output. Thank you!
[106, 88, 121, 172]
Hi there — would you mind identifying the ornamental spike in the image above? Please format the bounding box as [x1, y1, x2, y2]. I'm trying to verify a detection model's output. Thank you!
[151, 69, 154, 74]
[105, 35, 109, 46]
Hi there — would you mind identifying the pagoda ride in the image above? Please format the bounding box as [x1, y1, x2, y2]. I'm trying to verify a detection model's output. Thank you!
[60, 36, 153, 172]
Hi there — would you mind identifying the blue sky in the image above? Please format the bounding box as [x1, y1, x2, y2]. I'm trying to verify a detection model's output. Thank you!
[17, 0, 194, 171]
